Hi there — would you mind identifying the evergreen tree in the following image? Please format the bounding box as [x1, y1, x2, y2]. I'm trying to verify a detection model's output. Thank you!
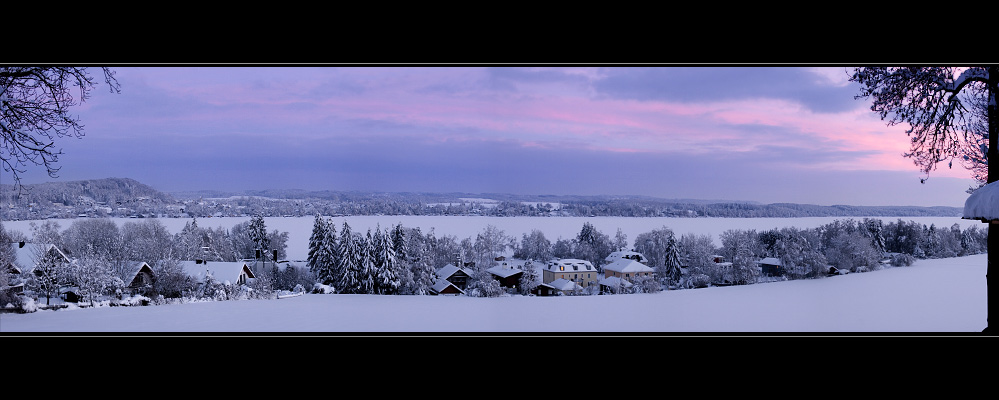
[248, 215, 270, 253]
[319, 219, 338, 286]
[307, 215, 326, 279]
[335, 222, 361, 294]
[374, 227, 401, 294]
[359, 230, 377, 294]
[391, 223, 408, 263]
[661, 232, 682, 289]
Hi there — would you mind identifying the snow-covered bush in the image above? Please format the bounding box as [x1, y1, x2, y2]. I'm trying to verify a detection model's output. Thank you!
[631, 275, 662, 293]
[19, 297, 37, 313]
[111, 295, 151, 307]
[686, 273, 711, 289]
[467, 272, 504, 297]
[312, 283, 335, 294]
[890, 253, 916, 267]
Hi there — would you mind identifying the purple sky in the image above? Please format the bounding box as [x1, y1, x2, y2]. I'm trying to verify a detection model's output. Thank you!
[19, 66, 978, 207]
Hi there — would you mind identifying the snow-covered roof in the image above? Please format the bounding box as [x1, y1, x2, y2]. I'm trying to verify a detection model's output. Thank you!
[544, 259, 594, 272]
[964, 181, 999, 221]
[122, 261, 152, 280]
[9, 243, 69, 272]
[180, 261, 254, 284]
[599, 276, 633, 287]
[430, 279, 464, 295]
[605, 250, 646, 263]
[758, 257, 782, 266]
[436, 263, 473, 279]
[496, 258, 531, 269]
[602, 258, 653, 273]
[548, 278, 582, 291]
[486, 264, 523, 278]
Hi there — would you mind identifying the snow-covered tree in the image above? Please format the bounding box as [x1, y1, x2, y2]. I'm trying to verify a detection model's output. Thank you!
[517, 260, 541, 296]
[62, 218, 125, 263]
[720, 229, 760, 285]
[335, 222, 362, 294]
[468, 270, 503, 297]
[307, 215, 338, 286]
[359, 230, 377, 294]
[513, 229, 553, 262]
[862, 218, 887, 257]
[574, 222, 613, 270]
[24, 245, 68, 305]
[68, 256, 123, 306]
[121, 218, 174, 264]
[613, 228, 628, 252]
[634, 226, 675, 271]
[391, 223, 408, 263]
[373, 226, 401, 295]
[150, 258, 198, 299]
[473, 225, 514, 269]
[29, 220, 64, 250]
[400, 226, 436, 295]
[551, 237, 574, 259]
[173, 218, 205, 261]
[775, 228, 828, 280]
[248, 215, 270, 253]
[658, 232, 682, 289]
[825, 231, 881, 273]
[307, 215, 326, 278]
[678, 233, 717, 283]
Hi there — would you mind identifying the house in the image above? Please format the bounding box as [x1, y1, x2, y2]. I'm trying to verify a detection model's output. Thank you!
[542, 259, 598, 288]
[605, 250, 647, 264]
[485, 258, 530, 289]
[530, 282, 560, 296]
[180, 260, 255, 286]
[121, 261, 154, 295]
[602, 258, 654, 280]
[436, 263, 474, 291]
[3, 242, 71, 294]
[758, 257, 783, 277]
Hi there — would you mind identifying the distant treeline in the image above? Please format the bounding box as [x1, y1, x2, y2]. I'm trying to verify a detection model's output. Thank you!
[0, 178, 964, 219]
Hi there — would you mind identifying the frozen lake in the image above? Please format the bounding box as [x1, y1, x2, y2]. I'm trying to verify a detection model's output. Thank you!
[1, 215, 980, 261]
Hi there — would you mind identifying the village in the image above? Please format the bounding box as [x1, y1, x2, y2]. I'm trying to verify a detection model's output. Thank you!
[0, 236, 825, 312]
[0, 208, 988, 314]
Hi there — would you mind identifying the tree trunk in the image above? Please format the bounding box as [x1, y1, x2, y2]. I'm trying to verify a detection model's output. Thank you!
[987, 66, 998, 334]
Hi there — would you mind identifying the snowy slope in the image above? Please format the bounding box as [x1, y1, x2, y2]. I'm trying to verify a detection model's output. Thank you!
[0, 254, 986, 333]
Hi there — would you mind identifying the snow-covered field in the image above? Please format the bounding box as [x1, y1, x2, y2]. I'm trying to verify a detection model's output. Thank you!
[0, 254, 986, 333]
